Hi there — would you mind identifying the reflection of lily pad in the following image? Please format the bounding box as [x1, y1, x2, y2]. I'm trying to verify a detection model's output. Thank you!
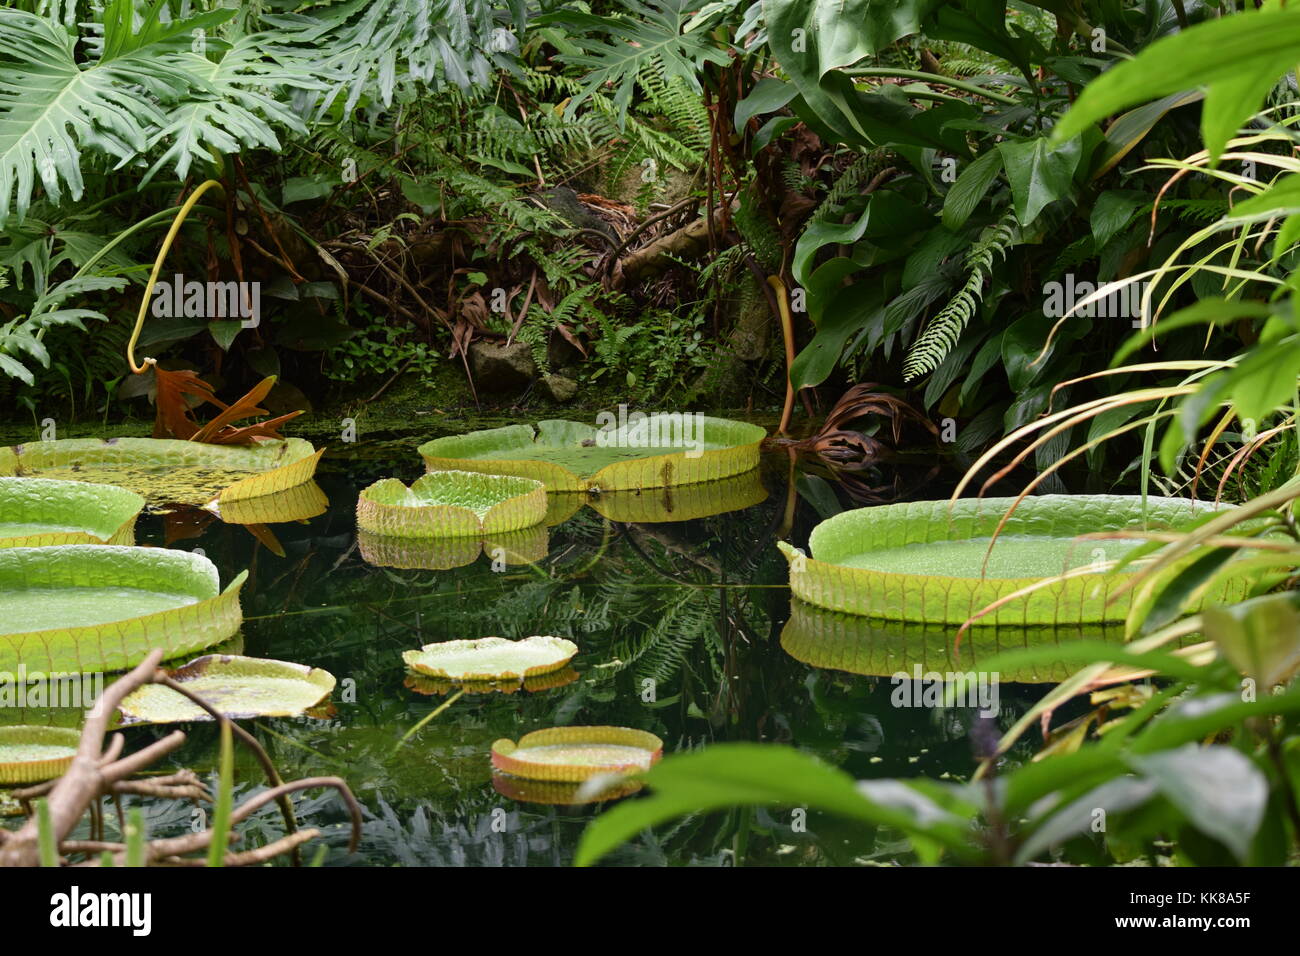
[544, 468, 769, 526]
[0, 546, 245, 673]
[404, 667, 579, 696]
[780, 495, 1245, 624]
[492, 726, 663, 782]
[117, 655, 335, 724]
[491, 771, 643, 805]
[781, 598, 1130, 684]
[357, 525, 548, 570]
[0, 477, 144, 548]
[419, 416, 766, 492]
[357, 471, 545, 538]
[207, 481, 328, 524]
[0, 437, 323, 506]
[0, 725, 81, 784]
[402, 636, 577, 681]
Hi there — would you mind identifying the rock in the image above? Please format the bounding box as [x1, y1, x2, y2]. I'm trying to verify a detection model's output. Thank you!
[468, 340, 537, 393]
[540, 373, 579, 403]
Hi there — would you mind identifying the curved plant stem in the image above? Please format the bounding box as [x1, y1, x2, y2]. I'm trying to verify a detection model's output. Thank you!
[768, 276, 797, 436]
[126, 178, 226, 374]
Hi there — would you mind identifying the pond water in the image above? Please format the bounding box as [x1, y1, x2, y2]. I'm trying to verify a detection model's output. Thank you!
[5, 430, 1067, 866]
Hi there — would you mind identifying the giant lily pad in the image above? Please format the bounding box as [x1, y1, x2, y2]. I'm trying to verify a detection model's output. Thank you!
[0, 477, 144, 548]
[0, 437, 323, 506]
[358, 525, 548, 571]
[0, 546, 246, 673]
[0, 725, 81, 784]
[357, 471, 546, 538]
[402, 635, 577, 681]
[491, 726, 663, 782]
[781, 598, 1133, 684]
[780, 495, 1250, 625]
[117, 655, 335, 724]
[418, 416, 766, 492]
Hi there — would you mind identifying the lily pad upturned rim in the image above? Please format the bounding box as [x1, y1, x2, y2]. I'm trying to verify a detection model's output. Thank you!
[402, 635, 578, 681]
[0, 725, 82, 785]
[357, 524, 548, 570]
[0, 545, 246, 674]
[404, 667, 579, 697]
[0, 476, 144, 548]
[417, 416, 766, 492]
[116, 654, 336, 724]
[781, 494, 1249, 625]
[356, 470, 546, 538]
[0, 436, 323, 504]
[491, 725, 664, 782]
[491, 771, 643, 805]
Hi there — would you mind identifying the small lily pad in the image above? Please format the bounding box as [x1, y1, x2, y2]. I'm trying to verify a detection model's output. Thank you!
[402, 635, 577, 681]
[0, 725, 81, 784]
[357, 470, 546, 538]
[0, 477, 144, 548]
[117, 655, 336, 724]
[491, 726, 663, 782]
[404, 667, 579, 696]
[491, 771, 644, 805]
[418, 416, 766, 492]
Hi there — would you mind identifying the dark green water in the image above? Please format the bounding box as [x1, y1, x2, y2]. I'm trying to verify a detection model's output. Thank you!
[7, 434, 1059, 866]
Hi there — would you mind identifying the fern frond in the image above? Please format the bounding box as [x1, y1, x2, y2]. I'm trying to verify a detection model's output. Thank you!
[902, 212, 1018, 382]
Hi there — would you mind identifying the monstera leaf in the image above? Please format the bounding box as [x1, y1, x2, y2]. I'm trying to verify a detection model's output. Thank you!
[418, 416, 765, 492]
[0, 437, 322, 506]
[356, 471, 546, 538]
[0, 477, 144, 548]
[491, 726, 663, 782]
[780, 496, 1250, 624]
[0, 545, 245, 673]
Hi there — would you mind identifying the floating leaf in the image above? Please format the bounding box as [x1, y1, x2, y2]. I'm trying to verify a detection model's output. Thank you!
[0, 437, 322, 506]
[491, 726, 663, 782]
[206, 481, 329, 525]
[780, 496, 1244, 624]
[117, 655, 335, 724]
[0, 545, 245, 673]
[356, 471, 546, 538]
[491, 771, 643, 805]
[402, 636, 578, 682]
[544, 467, 769, 526]
[418, 416, 766, 492]
[0, 477, 143, 548]
[0, 725, 81, 784]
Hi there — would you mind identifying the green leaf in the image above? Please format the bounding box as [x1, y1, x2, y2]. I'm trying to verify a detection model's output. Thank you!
[1128, 744, 1268, 862]
[942, 149, 1002, 231]
[733, 77, 795, 129]
[575, 743, 968, 866]
[1053, 7, 1300, 163]
[997, 136, 1083, 225]
[791, 278, 890, 389]
[1204, 591, 1300, 688]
